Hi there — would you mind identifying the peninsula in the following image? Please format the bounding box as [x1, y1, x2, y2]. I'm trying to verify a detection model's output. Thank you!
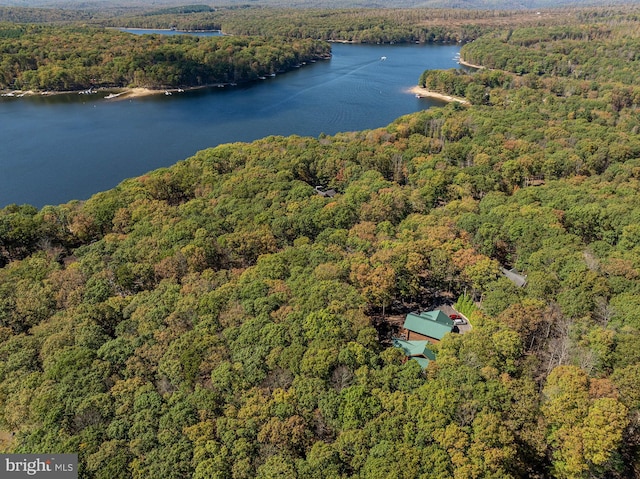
[0, 25, 331, 94]
[409, 85, 470, 104]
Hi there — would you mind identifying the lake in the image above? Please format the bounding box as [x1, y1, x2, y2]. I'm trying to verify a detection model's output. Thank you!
[0, 41, 461, 207]
[118, 28, 223, 37]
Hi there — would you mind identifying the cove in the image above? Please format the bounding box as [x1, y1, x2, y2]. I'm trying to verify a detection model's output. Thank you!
[0, 42, 460, 208]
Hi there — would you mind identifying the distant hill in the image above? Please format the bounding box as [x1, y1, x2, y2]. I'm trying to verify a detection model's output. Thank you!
[1, 0, 640, 10]
[419, 0, 640, 6]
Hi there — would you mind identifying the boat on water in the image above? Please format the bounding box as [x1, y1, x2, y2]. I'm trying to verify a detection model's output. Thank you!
[104, 93, 122, 99]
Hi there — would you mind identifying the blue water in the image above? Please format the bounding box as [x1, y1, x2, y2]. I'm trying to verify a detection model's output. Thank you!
[121, 28, 223, 37]
[0, 42, 460, 207]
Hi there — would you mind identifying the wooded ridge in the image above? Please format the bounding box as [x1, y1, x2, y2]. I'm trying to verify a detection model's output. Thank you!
[0, 24, 330, 91]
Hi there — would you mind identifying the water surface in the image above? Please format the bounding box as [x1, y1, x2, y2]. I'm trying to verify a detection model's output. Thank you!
[0, 43, 460, 207]
[121, 28, 223, 37]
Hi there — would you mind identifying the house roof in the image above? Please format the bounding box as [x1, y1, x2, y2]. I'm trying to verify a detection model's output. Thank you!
[393, 339, 436, 359]
[403, 310, 453, 340]
[411, 356, 432, 369]
[393, 339, 436, 368]
[315, 185, 337, 197]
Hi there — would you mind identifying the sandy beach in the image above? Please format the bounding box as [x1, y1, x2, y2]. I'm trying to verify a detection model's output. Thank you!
[458, 58, 485, 70]
[120, 87, 161, 98]
[1, 85, 216, 100]
[409, 86, 470, 105]
[1, 87, 164, 99]
[102, 87, 191, 100]
[4, 84, 471, 104]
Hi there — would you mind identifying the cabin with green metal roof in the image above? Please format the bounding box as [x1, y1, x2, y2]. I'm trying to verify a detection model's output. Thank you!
[393, 339, 436, 369]
[402, 310, 453, 343]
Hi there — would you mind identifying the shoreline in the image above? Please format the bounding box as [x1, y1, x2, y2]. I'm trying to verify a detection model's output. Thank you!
[409, 86, 470, 105]
[1, 82, 244, 101]
[112, 27, 224, 34]
[1, 87, 190, 100]
[0, 56, 331, 100]
[91, 84, 241, 100]
[5, 82, 472, 105]
[458, 58, 485, 70]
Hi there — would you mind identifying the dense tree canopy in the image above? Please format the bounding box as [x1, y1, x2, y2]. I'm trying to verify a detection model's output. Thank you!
[0, 24, 330, 91]
[1, 6, 640, 479]
[101, 7, 613, 45]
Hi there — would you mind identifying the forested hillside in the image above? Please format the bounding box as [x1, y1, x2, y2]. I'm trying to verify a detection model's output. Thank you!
[2, 0, 639, 9]
[0, 6, 99, 23]
[102, 7, 609, 44]
[2, 7, 640, 479]
[0, 24, 329, 91]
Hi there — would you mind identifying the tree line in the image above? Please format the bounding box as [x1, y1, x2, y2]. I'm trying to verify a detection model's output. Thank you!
[460, 18, 640, 84]
[101, 6, 619, 45]
[0, 24, 330, 91]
